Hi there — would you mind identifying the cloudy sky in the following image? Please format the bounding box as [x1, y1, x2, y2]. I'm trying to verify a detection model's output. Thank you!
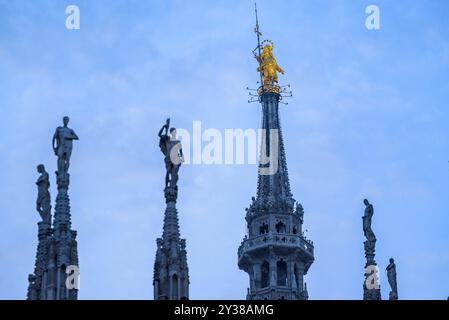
[0, 0, 448, 299]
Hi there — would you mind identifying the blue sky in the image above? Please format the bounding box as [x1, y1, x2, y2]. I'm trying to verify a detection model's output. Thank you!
[0, 0, 448, 299]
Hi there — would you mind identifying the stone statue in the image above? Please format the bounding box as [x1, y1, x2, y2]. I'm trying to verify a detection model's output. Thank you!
[36, 164, 51, 224]
[52, 116, 79, 177]
[362, 199, 376, 242]
[255, 41, 284, 89]
[158, 118, 183, 188]
[295, 202, 304, 219]
[386, 258, 398, 300]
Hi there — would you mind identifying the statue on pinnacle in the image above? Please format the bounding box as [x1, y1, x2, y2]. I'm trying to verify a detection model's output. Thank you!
[158, 118, 183, 189]
[52, 116, 79, 178]
[36, 164, 51, 224]
[363, 199, 376, 242]
[386, 258, 398, 300]
[255, 41, 284, 89]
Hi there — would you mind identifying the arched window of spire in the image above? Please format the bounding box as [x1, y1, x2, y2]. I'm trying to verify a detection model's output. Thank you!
[172, 274, 179, 299]
[261, 261, 269, 288]
[275, 221, 286, 233]
[60, 264, 67, 300]
[259, 222, 269, 235]
[277, 259, 287, 286]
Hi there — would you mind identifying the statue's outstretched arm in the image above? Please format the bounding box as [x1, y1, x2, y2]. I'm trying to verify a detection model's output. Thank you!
[158, 119, 170, 138]
[158, 125, 166, 138]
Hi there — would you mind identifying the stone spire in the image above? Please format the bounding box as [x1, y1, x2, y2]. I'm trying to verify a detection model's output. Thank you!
[238, 8, 314, 300]
[27, 221, 52, 300]
[27, 117, 80, 300]
[256, 92, 293, 204]
[153, 119, 189, 300]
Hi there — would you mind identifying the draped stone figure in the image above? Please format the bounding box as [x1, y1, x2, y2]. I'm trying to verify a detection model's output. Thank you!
[36, 164, 51, 224]
[362, 199, 376, 242]
[386, 258, 398, 300]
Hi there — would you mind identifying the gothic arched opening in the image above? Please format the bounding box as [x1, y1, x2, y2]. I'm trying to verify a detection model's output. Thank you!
[277, 259, 287, 286]
[259, 222, 269, 235]
[59, 264, 67, 300]
[261, 261, 270, 288]
[172, 274, 179, 299]
[275, 221, 286, 233]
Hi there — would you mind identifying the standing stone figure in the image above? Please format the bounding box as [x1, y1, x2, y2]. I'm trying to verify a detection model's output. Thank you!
[52, 116, 79, 177]
[36, 164, 51, 224]
[386, 258, 398, 300]
[362, 199, 376, 242]
[158, 118, 183, 188]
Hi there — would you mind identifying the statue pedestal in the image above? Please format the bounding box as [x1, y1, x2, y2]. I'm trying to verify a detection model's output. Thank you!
[363, 239, 381, 300]
[364, 288, 382, 300]
[164, 186, 178, 203]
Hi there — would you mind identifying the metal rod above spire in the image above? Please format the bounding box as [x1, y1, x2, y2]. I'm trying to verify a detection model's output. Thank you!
[254, 3, 264, 93]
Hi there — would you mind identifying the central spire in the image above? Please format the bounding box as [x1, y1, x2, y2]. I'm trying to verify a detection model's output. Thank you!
[238, 5, 314, 300]
[252, 3, 292, 206]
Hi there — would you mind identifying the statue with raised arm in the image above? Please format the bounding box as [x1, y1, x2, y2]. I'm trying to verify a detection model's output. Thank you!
[52, 116, 79, 177]
[362, 199, 376, 242]
[158, 118, 183, 188]
[36, 164, 51, 224]
[386, 258, 398, 300]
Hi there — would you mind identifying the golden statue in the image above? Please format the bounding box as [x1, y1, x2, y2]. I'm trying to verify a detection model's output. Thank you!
[255, 40, 284, 93]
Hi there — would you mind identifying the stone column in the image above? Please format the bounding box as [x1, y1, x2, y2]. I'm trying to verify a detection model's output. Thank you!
[269, 253, 276, 287]
[53, 174, 71, 239]
[36, 222, 52, 299]
[56, 267, 61, 299]
[177, 276, 181, 300]
[288, 260, 296, 290]
[46, 246, 57, 300]
[253, 263, 261, 290]
[169, 274, 173, 299]
[154, 280, 159, 300]
[41, 272, 47, 300]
